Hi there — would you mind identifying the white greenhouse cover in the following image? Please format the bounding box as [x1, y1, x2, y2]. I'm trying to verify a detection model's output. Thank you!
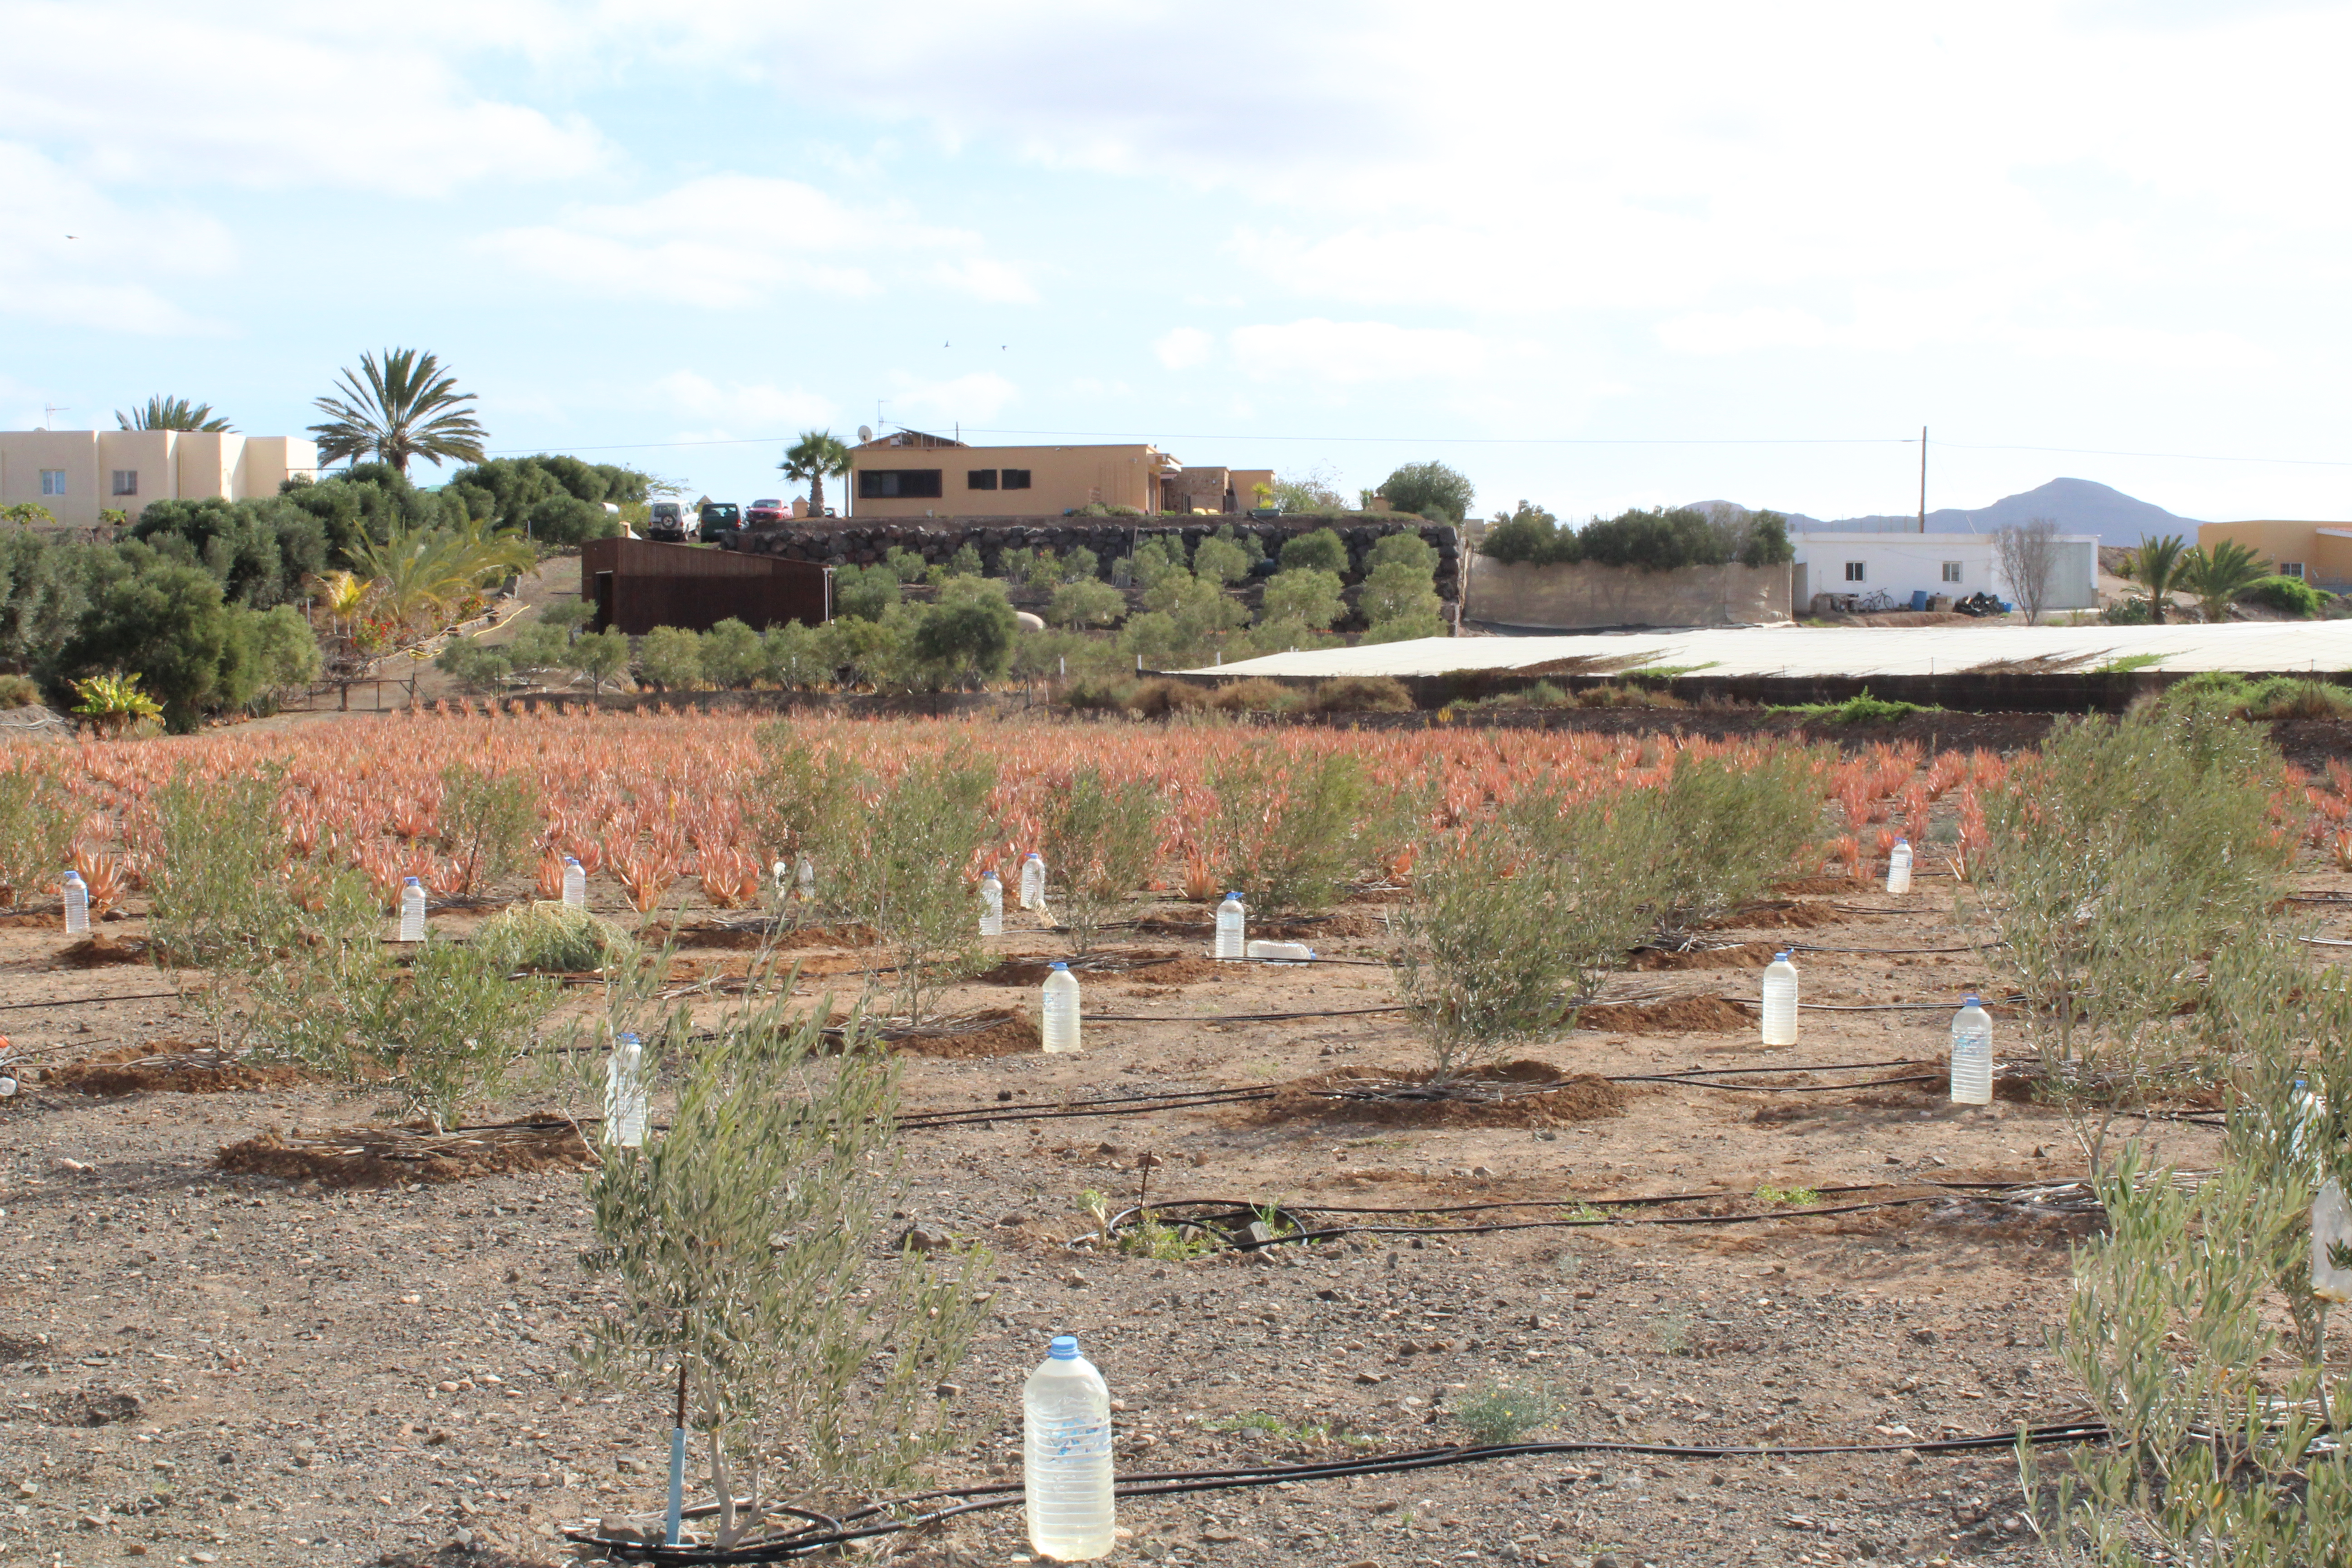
[1183, 622, 2352, 681]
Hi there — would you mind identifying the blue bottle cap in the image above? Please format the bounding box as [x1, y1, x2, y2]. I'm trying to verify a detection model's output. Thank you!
[1049, 961, 1069, 971]
[403, 876, 421, 885]
[1963, 994, 1981, 1006]
[1049, 1335, 1080, 1359]
[617, 1033, 640, 1045]
[1026, 852, 1042, 860]
[1775, 951, 1791, 961]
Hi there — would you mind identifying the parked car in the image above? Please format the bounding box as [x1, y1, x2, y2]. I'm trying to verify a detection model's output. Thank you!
[746, 498, 788, 526]
[696, 502, 742, 542]
[647, 500, 689, 542]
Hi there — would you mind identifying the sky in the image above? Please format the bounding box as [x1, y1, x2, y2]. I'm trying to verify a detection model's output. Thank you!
[5, 0, 2352, 524]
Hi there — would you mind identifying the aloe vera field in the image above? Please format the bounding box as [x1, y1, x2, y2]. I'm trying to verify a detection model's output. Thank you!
[5, 699, 2351, 1568]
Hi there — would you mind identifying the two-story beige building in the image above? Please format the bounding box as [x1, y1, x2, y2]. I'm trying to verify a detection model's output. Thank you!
[2196, 520, 2352, 592]
[847, 430, 1273, 520]
[0, 429, 318, 529]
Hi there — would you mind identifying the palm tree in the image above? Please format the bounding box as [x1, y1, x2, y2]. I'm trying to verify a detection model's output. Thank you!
[308, 348, 488, 475]
[345, 519, 533, 632]
[780, 431, 853, 516]
[115, 396, 233, 432]
[2176, 540, 2271, 624]
[2117, 533, 2190, 624]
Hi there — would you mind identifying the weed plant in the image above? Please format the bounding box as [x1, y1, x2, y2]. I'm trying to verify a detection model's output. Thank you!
[304, 940, 557, 1132]
[1038, 767, 1164, 954]
[826, 757, 995, 1023]
[1451, 1379, 1558, 1445]
[1391, 789, 1659, 1079]
[437, 762, 540, 895]
[0, 760, 72, 906]
[1646, 750, 1825, 932]
[2164, 669, 2352, 720]
[1209, 749, 1371, 919]
[1769, 689, 1935, 723]
[574, 1008, 986, 1540]
[475, 902, 636, 974]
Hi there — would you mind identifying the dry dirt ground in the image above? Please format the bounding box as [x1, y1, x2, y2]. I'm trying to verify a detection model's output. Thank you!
[9, 851, 2323, 1568]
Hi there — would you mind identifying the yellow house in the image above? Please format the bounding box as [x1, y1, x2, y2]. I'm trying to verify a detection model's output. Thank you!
[0, 428, 318, 529]
[2196, 520, 2352, 591]
[846, 430, 1272, 520]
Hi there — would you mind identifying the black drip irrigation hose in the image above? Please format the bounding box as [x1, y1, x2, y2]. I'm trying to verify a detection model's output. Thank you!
[568, 1421, 2112, 1563]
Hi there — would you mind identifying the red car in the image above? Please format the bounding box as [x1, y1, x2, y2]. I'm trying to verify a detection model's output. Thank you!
[746, 498, 788, 526]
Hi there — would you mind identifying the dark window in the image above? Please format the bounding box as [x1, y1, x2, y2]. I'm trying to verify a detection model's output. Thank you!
[1843, 561, 1866, 582]
[858, 469, 944, 499]
[1000, 468, 1032, 490]
[967, 469, 998, 490]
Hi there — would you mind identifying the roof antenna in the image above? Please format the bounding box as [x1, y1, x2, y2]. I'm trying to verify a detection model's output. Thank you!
[42, 402, 69, 430]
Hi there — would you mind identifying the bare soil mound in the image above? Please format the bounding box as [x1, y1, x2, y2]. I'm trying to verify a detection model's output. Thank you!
[882, 1008, 1041, 1059]
[1575, 995, 1756, 1034]
[979, 949, 1184, 986]
[1702, 899, 1846, 931]
[1123, 956, 1222, 985]
[1630, 941, 1775, 972]
[59, 933, 148, 967]
[1250, 1059, 1626, 1128]
[215, 1117, 594, 1188]
[48, 1040, 315, 1096]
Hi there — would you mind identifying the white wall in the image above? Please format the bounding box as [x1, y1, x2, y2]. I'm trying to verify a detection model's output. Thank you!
[1792, 533, 2097, 611]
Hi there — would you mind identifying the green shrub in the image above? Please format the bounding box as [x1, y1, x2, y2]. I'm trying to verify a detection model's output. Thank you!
[833, 563, 902, 622]
[1209, 750, 1370, 918]
[438, 762, 540, 896]
[760, 621, 827, 689]
[2239, 574, 2326, 616]
[2101, 595, 2156, 626]
[435, 634, 511, 693]
[824, 757, 995, 1023]
[1308, 675, 1415, 713]
[911, 593, 1017, 686]
[1260, 567, 1346, 629]
[148, 768, 302, 1048]
[475, 902, 636, 974]
[569, 625, 631, 694]
[636, 625, 704, 691]
[1060, 675, 1140, 710]
[1450, 1378, 1558, 1445]
[1278, 527, 1349, 575]
[699, 617, 764, 688]
[324, 938, 558, 1131]
[1039, 768, 1164, 954]
[1127, 677, 1209, 715]
[1769, 688, 1930, 723]
[1575, 683, 1685, 709]
[0, 759, 73, 906]
[1367, 531, 1436, 573]
[1047, 578, 1125, 629]
[1648, 750, 1825, 930]
[1206, 678, 1297, 712]
[0, 672, 38, 708]
[1192, 534, 1251, 585]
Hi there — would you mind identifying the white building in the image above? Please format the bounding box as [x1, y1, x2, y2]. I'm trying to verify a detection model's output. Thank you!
[1791, 531, 2098, 613]
[0, 429, 319, 530]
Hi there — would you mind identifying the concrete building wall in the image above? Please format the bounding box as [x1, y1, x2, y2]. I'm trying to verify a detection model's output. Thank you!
[851, 442, 1177, 519]
[2197, 520, 2352, 590]
[1465, 556, 1790, 630]
[1792, 533, 2097, 611]
[0, 430, 318, 527]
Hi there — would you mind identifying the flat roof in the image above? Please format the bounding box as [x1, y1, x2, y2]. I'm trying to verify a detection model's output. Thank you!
[1185, 622, 2352, 680]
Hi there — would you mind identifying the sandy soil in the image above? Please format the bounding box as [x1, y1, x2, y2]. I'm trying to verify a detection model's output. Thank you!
[6, 853, 2318, 1568]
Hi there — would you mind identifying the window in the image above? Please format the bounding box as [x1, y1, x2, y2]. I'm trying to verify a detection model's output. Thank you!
[1941, 561, 1963, 583]
[857, 468, 943, 499]
[1000, 468, 1032, 490]
[39, 470, 65, 496]
[967, 469, 999, 491]
[1843, 561, 1866, 582]
[2283, 561, 2306, 580]
[111, 470, 139, 497]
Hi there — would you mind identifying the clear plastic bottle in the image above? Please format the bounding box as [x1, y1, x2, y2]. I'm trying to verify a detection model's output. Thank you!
[1885, 838, 1913, 896]
[1024, 1335, 1114, 1560]
[1950, 995, 1993, 1105]
[1246, 939, 1315, 962]
[796, 855, 816, 902]
[1759, 951, 1799, 1046]
[1042, 962, 1081, 1054]
[605, 1033, 648, 1148]
[0, 1076, 16, 1098]
[62, 870, 88, 936]
[1214, 892, 1246, 960]
[398, 877, 426, 943]
[1020, 853, 1047, 913]
[2292, 1077, 2326, 1173]
[980, 870, 1005, 937]
[562, 856, 587, 909]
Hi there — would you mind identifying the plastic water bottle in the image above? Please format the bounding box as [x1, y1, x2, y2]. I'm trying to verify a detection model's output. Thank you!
[62, 870, 88, 935]
[980, 870, 1005, 937]
[1886, 838, 1913, 895]
[1042, 962, 1081, 1054]
[1759, 951, 1798, 1046]
[399, 877, 426, 942]
[2292, 1077, 2327, 1172]
[1950, 996, 1993, 1105]
[796, 855, 815, 902]
[1215, 892, 1246, 960]
[1024, 1335, 1114, 1560]
[562, 856, 586, 909]
[604, 1034, 648, 1148]
[0, 1076, 16, 1098]
[1019, 853, 1047, 913]
[1246, 939, 1315, 962]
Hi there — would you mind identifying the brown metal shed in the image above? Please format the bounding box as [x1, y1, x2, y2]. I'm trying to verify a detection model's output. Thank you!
[579, 538, 831, 635]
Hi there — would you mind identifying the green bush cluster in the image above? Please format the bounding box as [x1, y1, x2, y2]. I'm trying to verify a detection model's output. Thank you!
[1482, 502, 1793, 571]
[2239, 573, 2328, 617]
[2164, 670, 2352, 720]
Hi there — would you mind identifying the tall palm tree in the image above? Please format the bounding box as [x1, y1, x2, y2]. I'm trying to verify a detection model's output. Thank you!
[780, 430, 853, 516]
[115, 396, 233, 432]
[308, 348, 488, 475]
[2176, 540, 2271, 624]
[2118, 533, 2190, 624]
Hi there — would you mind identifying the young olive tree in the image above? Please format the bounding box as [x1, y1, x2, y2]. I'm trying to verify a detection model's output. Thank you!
[1391, 791, 1660, 1080]
[742, 729, 863, 921]
[1209, 749, 1371, 921]
[0, 760, 73, 908]
[827, 758, 995, 1023]
[1646, 749, 1826, 934]
[148, 768, 309, 1049]
[574, 1011, 987, 1541]
[1038, 768, 1164, 955]
[438, 761, 539, 897]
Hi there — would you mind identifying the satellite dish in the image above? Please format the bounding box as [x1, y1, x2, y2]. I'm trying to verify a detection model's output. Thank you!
[857, 425, 873, 444]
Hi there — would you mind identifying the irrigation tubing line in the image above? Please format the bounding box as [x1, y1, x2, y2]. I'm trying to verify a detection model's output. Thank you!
[1106, 1177, 2079, 1222]
[571, 1421, 2112, 1562]
[1785, 942, 1999, 955]
[0, 990, 181, 1011]
[1718, 994, 2030, 1013]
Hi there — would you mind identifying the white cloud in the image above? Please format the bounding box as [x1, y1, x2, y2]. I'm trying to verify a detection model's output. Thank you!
[475, 174, 1021, 307]
[1657, 309, 1831, 356]
[1227, 319, 1515, 384]
[1153, 328, 1213, 369]
[0, 144, 233, 333]
[0, 1, 604, 195]
[652, 372, 835, 430]
[887, 372, 1019, 426]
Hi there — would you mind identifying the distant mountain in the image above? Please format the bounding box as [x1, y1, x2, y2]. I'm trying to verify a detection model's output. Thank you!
[1690, 479, 2208, 548]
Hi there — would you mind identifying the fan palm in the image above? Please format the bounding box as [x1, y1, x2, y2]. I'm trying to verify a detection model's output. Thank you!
[2176, 540, 2271, 624]
[308, 348, 488, 475]
[2117, 533, 2190, 624]
[115, 396, 233, 432]
[780, 430, 854, 515]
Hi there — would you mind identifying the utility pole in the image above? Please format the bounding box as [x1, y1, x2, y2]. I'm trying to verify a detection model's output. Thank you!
[1918, 426, 1927, 534]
